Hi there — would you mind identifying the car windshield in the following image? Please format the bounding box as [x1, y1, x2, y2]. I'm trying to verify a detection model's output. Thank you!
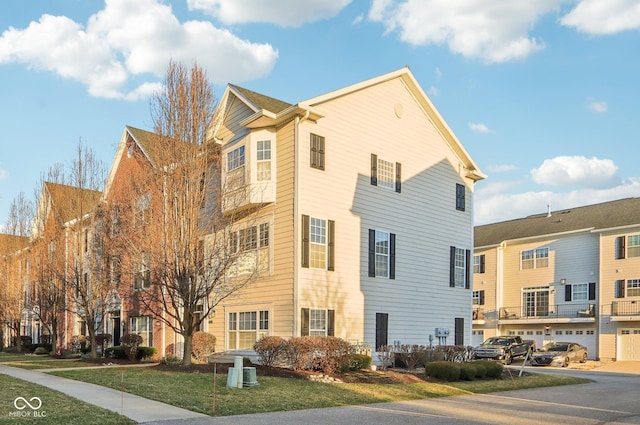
[482, 338, 510, 346]
[539, 343, 568, 352]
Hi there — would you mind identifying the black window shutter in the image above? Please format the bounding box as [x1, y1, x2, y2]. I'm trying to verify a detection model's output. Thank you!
[616, 236, 626, 259]
[375, 313, 388, 350]
[588, 282, 596, 300]
[454, 317, 464, 346]
[456, 184, 465, 211]
[449, 246, 456, 287]
[318, 136, 325, 170]
[616, 279, 625, 298]
[327, 220, 335, 271]
[370, 154, 377, 186]
[465, 249, 471, 289]
[389, 233, 396, 279]
[368, 229, 376, 277]
[327, 310, 335, 336]
[480, 255, 486, 273]
[395, 162, 401, 193]
[565, 284, 572, 302]
[310, 134, 317, 168]
[301, 215, 310, 268]
[301, 308, 310, 336]
[479, 290, 485, 305]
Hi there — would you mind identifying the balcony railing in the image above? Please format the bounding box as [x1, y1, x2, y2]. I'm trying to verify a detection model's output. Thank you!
[612, 300, 640, 316]
[499, 303, 596, 320]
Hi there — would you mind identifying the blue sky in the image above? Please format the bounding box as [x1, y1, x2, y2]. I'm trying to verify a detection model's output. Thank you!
[1, 0, 639, 229]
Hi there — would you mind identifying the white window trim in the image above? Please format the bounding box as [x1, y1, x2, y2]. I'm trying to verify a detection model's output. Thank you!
[375, 230, 391, 278]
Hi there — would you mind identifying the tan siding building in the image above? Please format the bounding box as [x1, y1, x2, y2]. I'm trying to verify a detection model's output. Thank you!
[473, 198, 640, 361]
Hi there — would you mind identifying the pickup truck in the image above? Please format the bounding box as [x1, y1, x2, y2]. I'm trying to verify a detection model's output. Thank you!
[474, 336, 535, 364]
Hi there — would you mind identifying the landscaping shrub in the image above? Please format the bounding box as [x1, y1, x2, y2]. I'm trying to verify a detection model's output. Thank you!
[395, 345, 426, 370]
[121, 334, 143, 361]
[459, 363, 478, 381]
[340, 353, 373, 372]
[136, 346, 157, 360]
[191, 332, 216, 363]
[104, 346, 126, 359]
[425, 361, 461, 381]
[309, 336, 352, 375]
[254, 336, 287, 367]
[470, 361, 487, 379]
[481, 360, 504, 378]
[161, 355, 182, 365]
[34, 347, 49, 355]
[283, 337, 315, 371]
[105, 345, 156, 360]
[95, 334, 112, 355]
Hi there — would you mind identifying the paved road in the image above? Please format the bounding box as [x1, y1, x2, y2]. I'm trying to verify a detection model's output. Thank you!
[2, 361, 639, 424]
[147, 364, 640, 425]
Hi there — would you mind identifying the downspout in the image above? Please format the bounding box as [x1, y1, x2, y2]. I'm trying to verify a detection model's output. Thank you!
[293, 115, 300, 337]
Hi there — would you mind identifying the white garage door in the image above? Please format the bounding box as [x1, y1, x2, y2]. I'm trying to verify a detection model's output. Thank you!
[618, 328, 640, 361]
[471, 330, 484, 347]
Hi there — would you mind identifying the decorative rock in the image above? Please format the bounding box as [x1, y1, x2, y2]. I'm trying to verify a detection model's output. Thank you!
[308, 374, 343, 384]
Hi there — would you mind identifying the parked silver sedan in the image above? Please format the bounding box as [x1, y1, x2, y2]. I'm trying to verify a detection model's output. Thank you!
[530, 342, 588, 367]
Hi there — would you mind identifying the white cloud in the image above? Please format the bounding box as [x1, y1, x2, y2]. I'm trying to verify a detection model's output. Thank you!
[0, 0, 278, 100]
[486, 164, 517, 173]
[352, 14, 364, 25]
[530, 156, 619, 188]
[468, 122, 492, 133]
[0, 168, 8, 181]
[475, 178, 640, 225]
[560, 0, 640, 35]
[588, 99, 608, 113]
[188, 0, 351, 27]
[427, 85, 439, 96]
[368, 0, 558, 63]
[434, 67, 442, 80]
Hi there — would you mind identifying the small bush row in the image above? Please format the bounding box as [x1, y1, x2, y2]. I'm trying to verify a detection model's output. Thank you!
[104, 345, 157, 361]
[254, 336, 372, 374]
[425, 360, 503, 382]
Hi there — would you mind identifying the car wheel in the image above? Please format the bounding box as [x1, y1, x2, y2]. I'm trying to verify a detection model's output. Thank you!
[563, 356, 570, 367]
[504, 352, 512, 365]
[580, 353, 587, 363]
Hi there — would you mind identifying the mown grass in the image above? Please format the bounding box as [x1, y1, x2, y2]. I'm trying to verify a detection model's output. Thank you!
[0, 374, 134, 425]
[0, 352, 89, 370]
[51, 367, 589, 417]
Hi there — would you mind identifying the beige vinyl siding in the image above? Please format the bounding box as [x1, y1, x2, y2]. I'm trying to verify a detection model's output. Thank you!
[208, 117, 296, 351]
[217, 96, 253, 144]
[598, 229, 640, 360]
[501, 233, 598, 314]
[472, 246, 499, 338]
[296, 77, 473, 347]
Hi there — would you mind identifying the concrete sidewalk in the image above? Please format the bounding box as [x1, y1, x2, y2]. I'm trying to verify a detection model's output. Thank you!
[0, 364, 208, 423]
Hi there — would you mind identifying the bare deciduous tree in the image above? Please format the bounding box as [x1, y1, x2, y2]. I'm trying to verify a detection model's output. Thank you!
[0, 194, 33, 351]
[117, 61, 264, 366]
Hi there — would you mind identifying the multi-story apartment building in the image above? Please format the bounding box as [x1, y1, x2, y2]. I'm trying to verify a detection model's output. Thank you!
[209, 67, 485, 355]
[6, 67, 485, 359]
[472, 198, 640, 361]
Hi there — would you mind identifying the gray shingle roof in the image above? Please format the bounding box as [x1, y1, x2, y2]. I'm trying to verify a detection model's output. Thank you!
[475, 198, 640, 247]
[229, 84, 291, 114]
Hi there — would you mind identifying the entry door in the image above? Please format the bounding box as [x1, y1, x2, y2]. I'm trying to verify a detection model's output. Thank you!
[112, 316, 121, 346]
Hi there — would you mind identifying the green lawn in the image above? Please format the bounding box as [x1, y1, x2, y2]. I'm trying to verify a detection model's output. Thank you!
[51, 367, 589, 417]
[0, 374, 134, 425]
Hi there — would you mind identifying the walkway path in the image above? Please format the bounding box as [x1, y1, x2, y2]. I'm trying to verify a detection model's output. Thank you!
[0, 364, 209, 423]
